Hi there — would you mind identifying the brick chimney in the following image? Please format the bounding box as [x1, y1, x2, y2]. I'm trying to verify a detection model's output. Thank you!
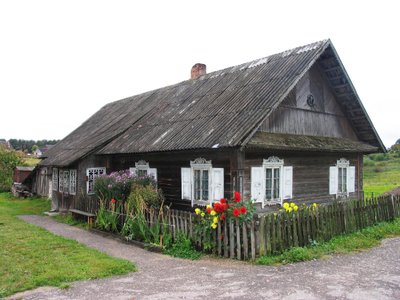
[190, 63, 206, 80]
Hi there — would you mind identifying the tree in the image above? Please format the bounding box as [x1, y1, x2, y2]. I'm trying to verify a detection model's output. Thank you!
[31, 145, 39, 153]
[0, 146, 23, 192]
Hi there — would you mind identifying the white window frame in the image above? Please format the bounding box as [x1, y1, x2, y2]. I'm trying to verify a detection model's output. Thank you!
[86, 167, 106, 195]
[59, 169, 64, 192]
[52, 167, 58, 191]
[191, 158, 212, 204]
[69, 169, 77, 195]
[129, 160, 157, 182]
[251, 156, 293, 208]
[330, 158, 355, 198]
[181, 158, 224, 206]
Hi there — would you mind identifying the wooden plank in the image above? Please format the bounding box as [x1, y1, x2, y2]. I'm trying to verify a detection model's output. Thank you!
[236, 219, 241, 260]
[243, 222, 248, 260]
[259, 215, 266, 256]
[271, 212, 276, 253]
[276, 213, 282, 253]
[292, 212, 299, 247]
[224, 219, 229, 258]
[251, 219, 256, 260]
[230, 219, 235, 259]
[266, 214, 272, 255]
[217, 221, 222, 256]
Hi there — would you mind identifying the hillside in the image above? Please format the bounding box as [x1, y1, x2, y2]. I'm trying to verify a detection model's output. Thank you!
[363, 152, 400, 197]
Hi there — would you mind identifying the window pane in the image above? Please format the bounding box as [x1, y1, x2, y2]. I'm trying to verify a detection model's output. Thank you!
[138, 169, 147, 177]
[338, 167, 343, 193]
[343, 168, 347, 193]
[202, 170, 209, 200]
[265, 169, 272, 200]
[273, 168, 280, 199]
[194, 170, 201, 200]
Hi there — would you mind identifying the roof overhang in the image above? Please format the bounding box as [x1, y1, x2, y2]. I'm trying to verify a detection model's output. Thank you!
[247, 132, 378, 153]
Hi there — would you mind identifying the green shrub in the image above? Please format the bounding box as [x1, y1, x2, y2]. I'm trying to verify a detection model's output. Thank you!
[94, 170, 157, 203]
[95, 204, 119, 233]
[164, 233, 202, 260]
[0, 147, 23, 192]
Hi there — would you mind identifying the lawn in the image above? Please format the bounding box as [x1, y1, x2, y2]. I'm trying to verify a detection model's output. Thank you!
[363, 153, 400, 197]
[0, 193, 136, 298]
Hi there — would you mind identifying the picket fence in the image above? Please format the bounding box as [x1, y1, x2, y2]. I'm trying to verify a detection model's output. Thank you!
[162, 195, 400, 260]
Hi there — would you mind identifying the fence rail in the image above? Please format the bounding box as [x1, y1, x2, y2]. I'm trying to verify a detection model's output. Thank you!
[161, 195, 400, 260]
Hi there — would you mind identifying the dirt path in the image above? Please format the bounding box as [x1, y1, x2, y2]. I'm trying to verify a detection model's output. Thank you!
[12, 215, 400, 300]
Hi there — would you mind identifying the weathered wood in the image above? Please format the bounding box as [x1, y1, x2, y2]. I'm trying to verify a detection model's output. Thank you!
[236, 219, 241, 260]
[243, 223, 248, 260]
[224, 219, 229, 258]
[250, 219, 256, 260]
[229, 219, 235, 259]
[259, 216, 266, 256]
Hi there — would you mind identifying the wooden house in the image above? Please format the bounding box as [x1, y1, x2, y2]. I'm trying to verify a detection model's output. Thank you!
[38, 40, 384, 213]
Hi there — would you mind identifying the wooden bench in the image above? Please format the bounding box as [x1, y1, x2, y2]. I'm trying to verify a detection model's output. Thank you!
[69, 209, 96, 227]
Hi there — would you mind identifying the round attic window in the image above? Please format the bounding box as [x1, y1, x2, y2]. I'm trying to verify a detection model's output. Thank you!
[307, 94, 315, 107]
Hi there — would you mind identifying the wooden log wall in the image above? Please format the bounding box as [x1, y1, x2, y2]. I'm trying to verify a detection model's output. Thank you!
[244, 151, 362, 205]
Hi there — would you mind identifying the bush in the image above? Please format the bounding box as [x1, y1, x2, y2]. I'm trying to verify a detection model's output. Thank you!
[95, 203, 119, 233]
[0, 147, 23, 192]
[94, 170, 157, 203]
[164, 233, 202, 260]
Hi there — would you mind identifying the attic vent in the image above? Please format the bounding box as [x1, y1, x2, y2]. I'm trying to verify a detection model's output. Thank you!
[191, 63, 207, 80]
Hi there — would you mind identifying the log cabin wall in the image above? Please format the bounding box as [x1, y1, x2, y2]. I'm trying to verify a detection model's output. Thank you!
[106, 149, 236, 210]
[243, 150, 363, 205]
[260, 65, 358, 141]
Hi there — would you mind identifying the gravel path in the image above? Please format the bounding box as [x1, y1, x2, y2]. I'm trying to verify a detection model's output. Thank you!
[11, 215, 400, 300]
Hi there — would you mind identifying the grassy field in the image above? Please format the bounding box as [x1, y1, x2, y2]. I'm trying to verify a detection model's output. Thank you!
[363, 152, 400, 197]
[21, 156, 41, 167]
[0, 193, 136, 298]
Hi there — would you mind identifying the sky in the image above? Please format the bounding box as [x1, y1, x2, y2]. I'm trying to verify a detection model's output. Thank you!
[0, 0, 399, 148]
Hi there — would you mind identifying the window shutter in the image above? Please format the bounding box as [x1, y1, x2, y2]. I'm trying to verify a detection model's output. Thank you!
[211, 168, 224, 202]
[282, 166, 293, 200]
[347, 166, 355, 193]
[149, 168, 158, 188]
[181, 167, 191, 201]
[329, 166, 338, 195]
[251, 167, 265, 203]
[129, 167, 137, 175]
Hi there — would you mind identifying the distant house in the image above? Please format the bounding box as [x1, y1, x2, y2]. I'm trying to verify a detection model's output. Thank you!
[37, 40, 384, 213]
[33, 144, 54, 158]
[0, 139, 12, 149]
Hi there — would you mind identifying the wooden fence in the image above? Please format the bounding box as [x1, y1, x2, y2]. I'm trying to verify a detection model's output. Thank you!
[162, 195, 400, 260]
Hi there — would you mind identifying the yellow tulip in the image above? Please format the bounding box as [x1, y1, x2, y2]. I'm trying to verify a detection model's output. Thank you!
[201, 212, 205, 217]
[293, 205, 298, 212]
[206, 204, 212, 210]
[195, 208, 201, 215]
[211, 223, 217, 229]
[290, 202, 295, 208]
[283, 202, 289, 209]
[288, 207, 293, 213]
[213, 216, 218, 224]
[210, 210, 216, 216]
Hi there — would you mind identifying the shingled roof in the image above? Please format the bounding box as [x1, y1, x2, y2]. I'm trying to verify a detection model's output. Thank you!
[41, 40, 384, 167]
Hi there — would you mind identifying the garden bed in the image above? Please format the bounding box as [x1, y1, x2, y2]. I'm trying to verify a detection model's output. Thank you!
[89, 227, 163, 253]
